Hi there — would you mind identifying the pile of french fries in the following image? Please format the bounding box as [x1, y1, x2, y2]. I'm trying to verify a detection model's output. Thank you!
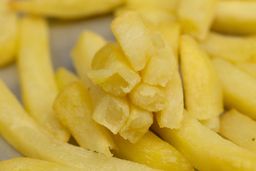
[1, 0, 256, 170]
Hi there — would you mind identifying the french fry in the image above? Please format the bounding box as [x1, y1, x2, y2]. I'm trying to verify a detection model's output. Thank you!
[55, 68, 78, 90]
[220, 109, 256, 152]
[0, 1, 18, 67]
[113, 131, 193, 171]
[10, 0, 124, 19]
[201, 116, 220, 132]
[213, 1, 256, 34]
[153, 111, 256, 171]
[201, 33, 256, 63]
[0, 80, 158, 171]
[88, 43, 141, 96]
[0, 158, 84, 171]
[54, 82, 115, 157]
[111, 11, 154, 71]
[236, 63, 256, 79]
[129, 83, 166, 112]
[119, 105, 153, 143]
[177, 0, 219, 40]
[212, 58, 256, 120]
[18, 16, 69, 141]
[180, 36, 223, 120]
[156, 70, 184, 129]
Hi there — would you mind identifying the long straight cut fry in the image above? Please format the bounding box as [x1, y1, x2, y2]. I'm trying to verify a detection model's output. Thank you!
[18, 16, 69, 141]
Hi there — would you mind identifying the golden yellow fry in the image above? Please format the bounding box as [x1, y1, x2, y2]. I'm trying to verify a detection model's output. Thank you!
[153, 111, 256, 171]
[220, 110, 256, 152]
[213, 1, 256, 34]
[89, 43, 140, 96]
[212, 58, 256, 120]
[55, 68, 78, 90]
[178, 0, 219, 40]
[180, 36, 223, 120]
[156, 70, 184, 129]
[0, 158, 85, 171]
[0, 80, 158, 171]
[113, 131, 193, 171]
[0, 2, 18, 67]
[111, 11, 154, 71]
[236, 63, 256, 79]
[129, 83, 166, 112]
[18, 16, 69, 141]
[201, 33, 256, 63]
[201, 116, 220, 132]
[119, 105, 153, 143]
[10, 0, 124, 19]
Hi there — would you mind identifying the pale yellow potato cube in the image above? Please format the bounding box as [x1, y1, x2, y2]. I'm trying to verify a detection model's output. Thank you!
[156, 70, 184, 129]
[201, 116, 220, 132]
[220, 109, 256, 152]
[18, 16, 69, 141]
[113, 131, 193, 171]
[213, 1, 256, 34]
[201, 33, 256, 63]
[111, 11, 154, 71]
[213, 58, 256, 120]
[236, 63, 256, 79]
[55, 68, 78, 90]
[54, 82, 115, 157]
[93, 95, 129, 134]
[129, 83, 166, 112]
[10, 0, 124, 19]
[180, 35, 223, 120]
[153, 111, 256, 171]
[178, 0, 219, 40]
[119, 105, 153, 143]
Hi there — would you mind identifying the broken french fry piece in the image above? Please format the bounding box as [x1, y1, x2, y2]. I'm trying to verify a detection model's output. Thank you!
[212, 58, 256, 120]
[113, 131, 193, 171]
[0, 80, 158, 171]
[111, 11, 154, 71]
[93, 95, 130, 134]
[213, 1, 256, 34]
[153, 111, 256, 171]
[54, 82, 115, 157]
[119, 105, 153, 143]
[220, 109, 256, 152]
[129, 83, 166, 112]
[180, 35, 223, 120]
[18, 16, 69, 142]
[178, 0, 218, 40]
[156, 70, 184, 129]
[10, 0, 124, 19]
[55, 68, 78, 90]
[201, 33, 256, 63]
[236, 63, 256, 79]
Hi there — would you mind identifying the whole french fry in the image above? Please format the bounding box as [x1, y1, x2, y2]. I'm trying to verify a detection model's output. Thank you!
[236, 63, 256, 79]
[201, 116, 220, 132]
[0, 80, 159, 171]
[18, 16, 69, 141]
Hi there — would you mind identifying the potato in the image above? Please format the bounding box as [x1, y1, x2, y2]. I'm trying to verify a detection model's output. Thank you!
[18, 16, 69, 142]
[88, 43, 140, 96]
[111, 11, 154, 71]
[180, 35, 223, 120]
[55, 68, 78, 90]
[0, 158, 84, 171]
[212, 58, 256, 120]
[10, 0, 124, 19]
[213, 1, 256, 34]
[236, 63, 256, 79]
[201, 33, 256, 63]
[0, 2, 18, 67]
[119, 105, 153, 143]
[113, 132, 193, 171]
[0, 80, 158, 171]
[54, 82, 115, 157]
[220, 110, 256, 152]
[129, 83, 166, 112]
[93, 95, 129, 134]
[201, 116, 220, 132]
[178, 0, 219, 40]
[156, 70, 184, 129]
[153, 111, 256, 171]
